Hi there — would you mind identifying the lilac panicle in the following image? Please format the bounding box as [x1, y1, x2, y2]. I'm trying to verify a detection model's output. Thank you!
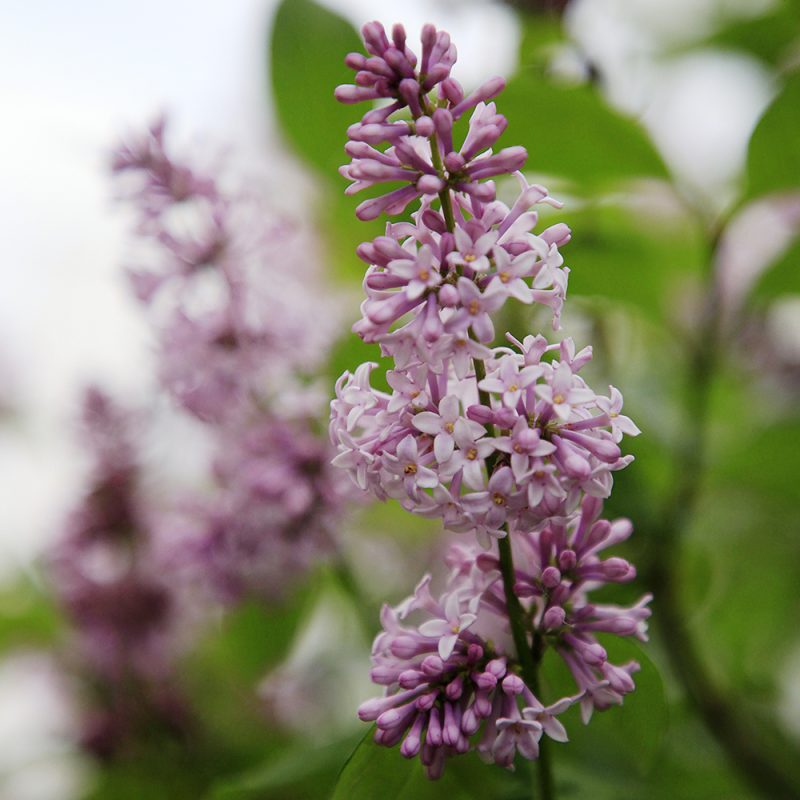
[112, 121, 357, 603]
[50, 387, 190, 758]
[331, 22, 651, 777]
[359, 497, 650, 777]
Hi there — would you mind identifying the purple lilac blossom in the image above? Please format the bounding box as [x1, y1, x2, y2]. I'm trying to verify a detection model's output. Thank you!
[50, 388, 190, 758]
[112, 121, 356, 602]
[330, 21, 651, 776]
[359, 495, 650, 777]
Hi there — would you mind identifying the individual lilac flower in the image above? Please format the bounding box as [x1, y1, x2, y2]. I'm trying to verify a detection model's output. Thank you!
[440, 419, 495, 491]
[596, 386, 641, 442]
[448, 223, 497, 273]
[493, 418, 556, 481]
[383, 434, 440, 499]
[536, 361, 597, 422]
[478, 354, 541, 408]
[418, 590, 479, 659]
[412, 395, 481, 463]
[445, 278, 507, 343]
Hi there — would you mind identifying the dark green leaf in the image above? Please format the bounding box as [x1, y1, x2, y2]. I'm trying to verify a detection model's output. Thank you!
[270, 0, 362, 178]
[746, 71, 800, 201]
[210, 732, 363, 799]
[540, 639, 668, 779]
[331, 729, 527, 800]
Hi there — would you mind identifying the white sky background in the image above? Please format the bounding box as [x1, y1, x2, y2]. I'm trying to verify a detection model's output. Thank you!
[0, 0, 780, 796]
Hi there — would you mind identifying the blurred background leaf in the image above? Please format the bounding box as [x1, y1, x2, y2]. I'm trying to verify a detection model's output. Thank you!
[269, 0, 361, 181]
[746, 71, 800, 202]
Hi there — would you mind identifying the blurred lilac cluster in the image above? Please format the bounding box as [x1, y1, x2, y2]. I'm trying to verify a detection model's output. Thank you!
[51, 388, 190, 758]
[112, 120, 354, 602]
[330, 22, 651, 777]
[51, 121, 358, 758]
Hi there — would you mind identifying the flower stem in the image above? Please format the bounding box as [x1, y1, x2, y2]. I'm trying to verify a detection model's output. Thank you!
[475, 353, 556, 799]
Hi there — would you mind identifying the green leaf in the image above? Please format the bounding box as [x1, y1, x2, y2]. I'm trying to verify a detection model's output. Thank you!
[748, 236, 800, 305]
[746, 71, 800, 201]
[554, 201, 705, 318]
[700, 0, 800, 68]
[501, 69, 668, 190]
[0, 576, 59, 651]
[210, 733, 363, 799]
[331, 730, 527, 800]
[540, 639, 668, 780]
[270, 0, 362, 178]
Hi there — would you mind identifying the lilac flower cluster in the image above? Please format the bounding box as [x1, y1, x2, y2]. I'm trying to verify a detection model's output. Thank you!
[113, 121, 354, 601]
[51, 388, 189, 758]
[330, 22, 651, 776]
[360, 496, 649, 777]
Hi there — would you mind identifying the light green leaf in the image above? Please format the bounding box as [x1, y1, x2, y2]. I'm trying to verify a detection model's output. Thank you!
[748, 236, 800, 304]
[697, 0, 800, 68]
[270, 0, 362, 179]
[501, 69, 668, 190]
[555, 201, 705, 318]
[746, 71, 800, 201]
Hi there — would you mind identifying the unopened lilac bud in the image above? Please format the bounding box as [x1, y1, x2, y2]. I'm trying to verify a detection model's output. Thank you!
[446, 673, 464, 700]
[542, 566, 561, 588]
[603, 662, 637, 693]
[467, 643, 484, 662]
[440, 77, 464, 105]
[541, 222, 572, 247]
[391, 635, 426, 658]
[377, 701, 417, 730]
[474, 670, 497, 691]
[426, 705, 442, 746]
[444, 152, 466, 173]
[416, 174, 446, 194]
[543, 606, 566, 629]
[466, 403, 494, 424]
[415, 690, 438, 711]
[398, 668, 424, 688]
[451, 75, 505, 118]
[421, 655, 444, 677]
[345, 52, 368, 70]
[400, 714, 425, 758]
[494, 407, 517, 428]
[461, 705, 481, 735]
[502, 674, 524, 695]
[442, 702, 461, 746]
[421, 208, 446, 233]
[558, 549, 577, 571]
[370, 665, 398, 684]
[415, 116, 434, 137]
[438, 284, 459, 307]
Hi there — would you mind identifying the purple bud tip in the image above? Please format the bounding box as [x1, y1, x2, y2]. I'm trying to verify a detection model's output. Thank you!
[415, 116, 434, 137]
[542, 566, 561, 588]
[502, 674, 525, 695]
[416, 175, 446, 194]
[543, 606, 566, 629]
[438, 284, 459, 307]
